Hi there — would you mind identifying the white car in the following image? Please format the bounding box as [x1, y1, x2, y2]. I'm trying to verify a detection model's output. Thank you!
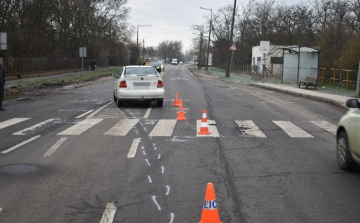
[336, 99, 360, 170]
[112, 66, 165, 107]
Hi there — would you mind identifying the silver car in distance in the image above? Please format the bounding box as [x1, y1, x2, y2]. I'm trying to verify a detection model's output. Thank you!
[112, 66, 165, 107]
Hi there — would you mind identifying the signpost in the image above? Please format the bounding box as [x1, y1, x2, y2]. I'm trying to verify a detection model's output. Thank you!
[79, 47, 87, 74]
[193, 55, 198, 67]
[260, 41, 270, 82]
[127, 50, 131, 65]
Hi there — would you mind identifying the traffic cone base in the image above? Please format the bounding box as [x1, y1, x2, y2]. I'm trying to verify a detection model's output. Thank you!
[198, 183, 222, 223]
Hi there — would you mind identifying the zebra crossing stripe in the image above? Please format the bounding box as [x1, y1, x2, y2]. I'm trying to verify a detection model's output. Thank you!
[273, 121, 314, 138]
[196, 120, 220, 137]
[235, 120, 267, 138]
[57, 119, 103, 135]
[310, 121, 336, 135]
[149, 119, 177, 136]
[99, 203, 117, 223]
[103, 119, 140, 136]
[0, 118, 30, 130]
[13, 119, 55, 135]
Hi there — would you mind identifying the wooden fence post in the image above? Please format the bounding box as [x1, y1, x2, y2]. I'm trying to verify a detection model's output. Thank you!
[356, 61, 360, 97]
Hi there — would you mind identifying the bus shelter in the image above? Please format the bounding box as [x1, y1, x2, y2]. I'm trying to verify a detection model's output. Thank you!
[279, 46, 321, 84]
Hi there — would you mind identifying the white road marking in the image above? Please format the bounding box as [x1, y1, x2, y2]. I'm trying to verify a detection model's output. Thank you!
[143, 151, 146, 155]
[12, 119, 55, 135]
[1, 135, 41, 154]
[161, 166, 164, 174]
[76, 110, 94, 118]
[166, 185, 170, 195]
[310, 121, 336, 135]
[127, 138, 140, 158]
[145, 159, 151, 166]
[57, 119, 103, 135]
[87, 101, 112, 118]
[273, 121, 314, 138]
[196, 120, 220, 137]
[44, 137, 67, 157]
[170, 213, 175, 223]
[152, 196, 161, 210]
[99, 202, 117, 223]
[148, 175, 152, 183]
[0, 118, 30, 130]
[103, 119, 139, 136]
[149, 119, 177, 136]
[158, 154, 161, 159]
[235, 120, 267, 138]
[144, 107, 152, 118]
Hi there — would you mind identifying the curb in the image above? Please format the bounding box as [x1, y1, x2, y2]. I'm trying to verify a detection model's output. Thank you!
[250, 83, 348, 111]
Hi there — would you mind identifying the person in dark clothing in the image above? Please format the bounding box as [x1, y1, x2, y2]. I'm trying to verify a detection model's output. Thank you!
[90, 60, 94, 70]
[93, 60, 97, 71]
[0, 58, 5, 111]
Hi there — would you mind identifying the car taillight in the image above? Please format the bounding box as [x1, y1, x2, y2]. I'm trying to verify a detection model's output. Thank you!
[119, 81, 127, 88]
[157, 80, 164, 88]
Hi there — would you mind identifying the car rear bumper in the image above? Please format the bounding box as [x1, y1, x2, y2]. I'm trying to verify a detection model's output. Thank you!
[117, 89, 165, 100]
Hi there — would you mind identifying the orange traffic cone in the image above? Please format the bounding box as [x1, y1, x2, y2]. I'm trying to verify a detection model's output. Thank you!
[198, 109, 211, 135]
[173, 93, 180, 106]
[177, 100, 186, 120]
[198, 183, 222, 223]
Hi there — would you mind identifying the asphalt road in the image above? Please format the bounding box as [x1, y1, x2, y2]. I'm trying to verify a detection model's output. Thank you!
[0, 64, 359, 223]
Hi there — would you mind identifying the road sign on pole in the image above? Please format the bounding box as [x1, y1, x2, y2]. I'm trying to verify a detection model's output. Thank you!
[229, 43, 237, 51]
[260, 41, 270, 54]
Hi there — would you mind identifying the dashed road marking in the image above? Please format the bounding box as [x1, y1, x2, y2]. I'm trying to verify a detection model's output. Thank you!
[1, 135, 41, 154]
[44, 137, 67, 157]
[127, 138, 140, 158]
[57, 119, 103, 135]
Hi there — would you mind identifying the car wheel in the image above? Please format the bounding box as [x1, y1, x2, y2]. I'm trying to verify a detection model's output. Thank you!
[157, 99, 163, 107]
[337, 131, 355, 171]
[117, 98, 124, 107]
[113, 93, 117, 102]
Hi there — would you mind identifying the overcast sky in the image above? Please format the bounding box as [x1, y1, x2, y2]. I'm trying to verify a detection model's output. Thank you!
[126, 0, 241, 52]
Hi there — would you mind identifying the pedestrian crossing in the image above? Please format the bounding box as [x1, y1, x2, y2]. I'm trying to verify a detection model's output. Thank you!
[0, 117, 337, 138]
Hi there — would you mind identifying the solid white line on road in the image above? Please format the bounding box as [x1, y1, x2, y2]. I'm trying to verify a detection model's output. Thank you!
[273, 121, 314, 138]
[0, 118, 30, 130]
[76, 110, 94, 118]
[196, 120, 220, 137]
[310, 121, 337, 135]
[152, 196, 161, 210]
[1, 135, 41, 154]
[149, 119, 177, 136]
[44, 137, 67, 157]
[103, 119, 139, 136]
[235, 120, 267, 138]
[12, 119, 55, 135]
[87, 101, 112, 118]
[144, 107, 152, 118]
[127, 138, 140, 158]
[99, 203, 117, 223]
[57, 119, 103, 135]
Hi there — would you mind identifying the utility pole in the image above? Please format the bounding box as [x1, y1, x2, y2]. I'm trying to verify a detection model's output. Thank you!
[198, 32, 203, 70]
[200, 7, 212, 71]
[357, 60, 360, 97]
[225, 0, 237, 78]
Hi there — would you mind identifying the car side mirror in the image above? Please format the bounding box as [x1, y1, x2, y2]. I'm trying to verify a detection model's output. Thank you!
[346, 99, 360, 108]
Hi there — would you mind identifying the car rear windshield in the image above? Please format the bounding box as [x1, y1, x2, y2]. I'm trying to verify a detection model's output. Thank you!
[125, 67, 158, 76]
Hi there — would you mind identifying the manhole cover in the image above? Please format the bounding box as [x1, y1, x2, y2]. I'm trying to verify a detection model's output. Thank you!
[0, 164, 38, 174]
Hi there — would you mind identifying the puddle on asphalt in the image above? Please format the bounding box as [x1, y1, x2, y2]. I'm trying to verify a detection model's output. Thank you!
[0, 164, 38, 174]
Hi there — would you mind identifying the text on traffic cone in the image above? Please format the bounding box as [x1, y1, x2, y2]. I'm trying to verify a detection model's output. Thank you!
[198, 183, 222, 223]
